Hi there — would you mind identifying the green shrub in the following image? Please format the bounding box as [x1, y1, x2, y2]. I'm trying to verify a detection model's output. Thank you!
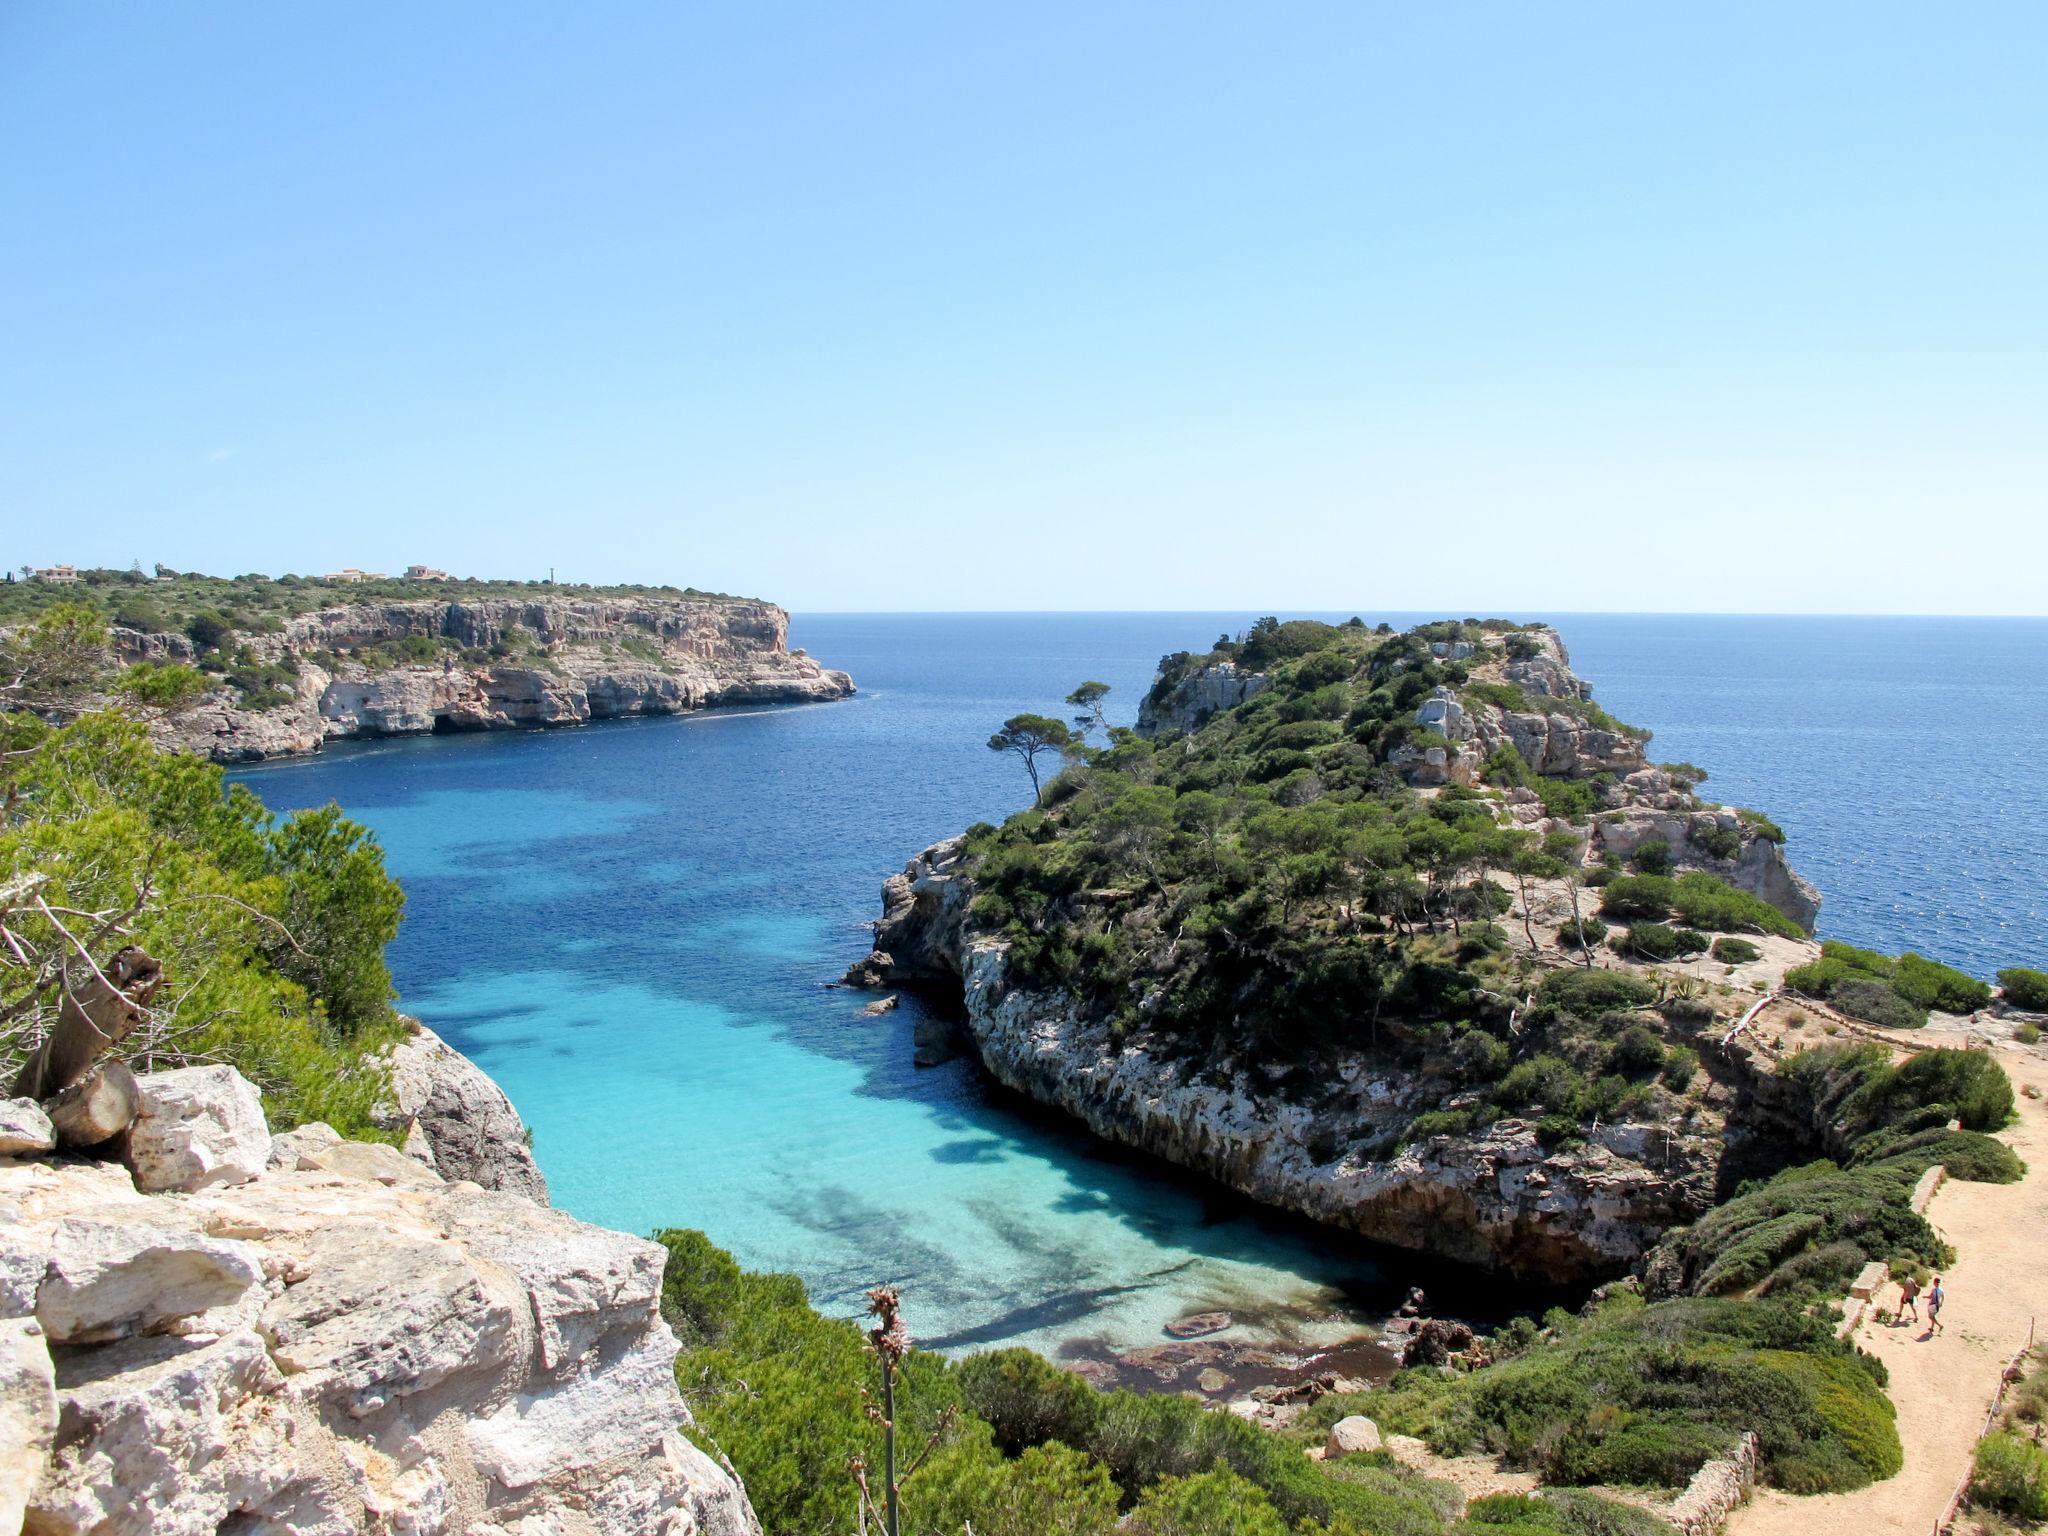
[1999, 967, 2048, 1012]
[1629, 839, 1674, 875]
[1889, 953, 1992, 1015]
[1126, 1468, 1291, 1536]
[1692, 825, 1742, 861]
[1662, 1047, 1698, 1090]
[1537, 777, 1599, 821]
[1669, 872, 1802, 937]
[114, 660, 211, 708]
[1410, 1108, 1478, 1140]
[1830, 978, 1928, 1031]
[1538, 968, 1659, 1018]
[1736, 807, 1784, 842]
[959, 1348, 1104, 1456]
[1970, 1430, 2048, 1521]
[1610, 922, 1705, 963]
[2019, 1023, 2043, 1045]
[1598, 875, 1675, 922]
[1711, 937, 1761, 964]
[1555, 917, 1607, 950]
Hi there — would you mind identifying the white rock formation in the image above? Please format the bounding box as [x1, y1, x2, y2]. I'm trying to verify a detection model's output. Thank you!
[125, 1064, 271, 1193]
[0, 1097, 55, 1156]
[1323, 1415, 1383, 1457]
[5, 1065, 757, 1536]
[380, 1023, 550, 1203]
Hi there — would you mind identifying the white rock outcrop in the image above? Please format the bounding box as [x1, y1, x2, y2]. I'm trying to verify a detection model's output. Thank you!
[380, 1024, 550, 1203]
[5, 1065, 758, 1536]
[125, 1064, 271, 1193]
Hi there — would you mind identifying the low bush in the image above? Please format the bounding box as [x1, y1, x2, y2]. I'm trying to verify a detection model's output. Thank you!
[1710, 937, 1762, 965]
[1889, 953, 1992, 1015]
[1629, 839, 1674, 876]
[1669, 872, 1802, 938]
[1999, 967, 2048, 1012]
[1598, 875, 1675, 922]
[1692, 824, 1742, 861]
[1370, 1294, 1898, 1493]
[114, 659, 211, 708]
[1537, 778, 1600, 821]
[1830, 978, 1928, 1031]
[1970, 1430, 2048, 1522]
[1609, 923, 1705, 963]
[1556, 918, 1608, 950]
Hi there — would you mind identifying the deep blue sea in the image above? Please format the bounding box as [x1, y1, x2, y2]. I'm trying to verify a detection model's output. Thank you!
[231, 613, 2048, 1358]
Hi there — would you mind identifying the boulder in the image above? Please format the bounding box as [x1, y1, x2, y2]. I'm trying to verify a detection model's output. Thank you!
[267, 1120, 345, 1169]
[1, 1316, 56, 1536]
[1323, 1415, 1383, 1458]
[381, 1024, 549, 1203]
[34, 1219, 265, 1344]
[0, 1097, 55, 1157]
[125, 1066, 270, 1193]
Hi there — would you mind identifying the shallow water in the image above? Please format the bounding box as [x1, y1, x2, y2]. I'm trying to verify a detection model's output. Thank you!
[231, 612, 2048, 1354]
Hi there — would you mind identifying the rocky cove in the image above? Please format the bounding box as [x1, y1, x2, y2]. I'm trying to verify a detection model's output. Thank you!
[112, 594, 854, 762]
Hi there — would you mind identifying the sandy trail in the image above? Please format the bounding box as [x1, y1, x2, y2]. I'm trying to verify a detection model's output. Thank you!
[1729, 1047, 2048, 1536]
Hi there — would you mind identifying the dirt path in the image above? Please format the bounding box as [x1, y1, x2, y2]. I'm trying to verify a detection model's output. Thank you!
[1729, 1048, 2048, 1536]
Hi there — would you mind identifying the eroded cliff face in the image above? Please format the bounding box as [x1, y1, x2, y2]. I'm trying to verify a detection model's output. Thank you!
[1, 1066, 756, 1536]
[122, 596, 852, 763]
[864, 841, 1725, 1283]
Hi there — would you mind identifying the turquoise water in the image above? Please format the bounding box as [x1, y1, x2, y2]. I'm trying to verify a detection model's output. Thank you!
[231, 613, 2048, 1356]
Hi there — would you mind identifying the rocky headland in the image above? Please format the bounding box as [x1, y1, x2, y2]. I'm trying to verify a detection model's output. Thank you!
[101, 594, 851, 762]
[850, 621, 1837, 1283]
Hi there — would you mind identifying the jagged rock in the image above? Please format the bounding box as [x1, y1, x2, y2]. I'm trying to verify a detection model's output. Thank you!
[1164, 1311, 1233, 1339]
[1402, 1318, 1477, 1368]
[0, 1098, 55, 1156]
[33, 1219, 266, 1344]
[1135, 659, 1269, 737]
[1, 1317, 57, 1534]
[840, 951, 894, 988]
[868, 836, 974, 982]
[1324, 1415, 1383, 1457]
[124, 1065, 270, 1194]
[863, 993, 900, 1015]
[381, 1023, 548, 1203]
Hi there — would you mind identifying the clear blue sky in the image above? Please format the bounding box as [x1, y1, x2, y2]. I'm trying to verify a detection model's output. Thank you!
[3, 3, 2043, 613]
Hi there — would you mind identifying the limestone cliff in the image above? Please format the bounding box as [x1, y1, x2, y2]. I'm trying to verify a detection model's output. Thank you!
[865, 839, 1725, 1283]
[105, 595, 852, 763]
[1, 1065, 757, 1536]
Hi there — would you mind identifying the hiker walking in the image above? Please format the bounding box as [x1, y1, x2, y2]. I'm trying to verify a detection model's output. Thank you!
[1898, 1273, 1920, 1324]
[1927, 1275, 1945, 1334]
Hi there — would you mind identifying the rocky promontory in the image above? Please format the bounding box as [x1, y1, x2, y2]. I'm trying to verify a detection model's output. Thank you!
[1, 1061, 758, 1536]
[852, 620, 1833, 1282]
[95, 594, 851, 763]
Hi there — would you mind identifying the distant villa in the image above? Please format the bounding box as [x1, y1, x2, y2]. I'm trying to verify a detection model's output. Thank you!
[324, 568, 386, 584]
[403, 564, 451, 581]
[31, 564, 80, 584]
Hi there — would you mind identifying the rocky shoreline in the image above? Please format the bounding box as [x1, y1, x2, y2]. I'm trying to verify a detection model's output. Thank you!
[111, 594, 852, 763]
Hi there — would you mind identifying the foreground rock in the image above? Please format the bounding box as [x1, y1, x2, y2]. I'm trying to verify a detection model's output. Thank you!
[380, 1023, 550, 1203]
[108, 595, 856, 763]
[4, 1066, 757, 1536]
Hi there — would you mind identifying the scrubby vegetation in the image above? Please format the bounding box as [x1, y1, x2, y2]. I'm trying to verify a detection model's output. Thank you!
[1998, 967, 2048, 1013]
[1967, 1347, 2048, 1524]
[1786, 940, 1993, 1025]
[1312, 1291, 1898, 1496]
[1641, 1045, 2019, 1303]
[658, 1227, 1667, 1535]
[0, 711, 406, 1135]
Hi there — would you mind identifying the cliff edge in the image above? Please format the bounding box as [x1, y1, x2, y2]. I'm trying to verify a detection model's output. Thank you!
[1, 1063, 757, 1536]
